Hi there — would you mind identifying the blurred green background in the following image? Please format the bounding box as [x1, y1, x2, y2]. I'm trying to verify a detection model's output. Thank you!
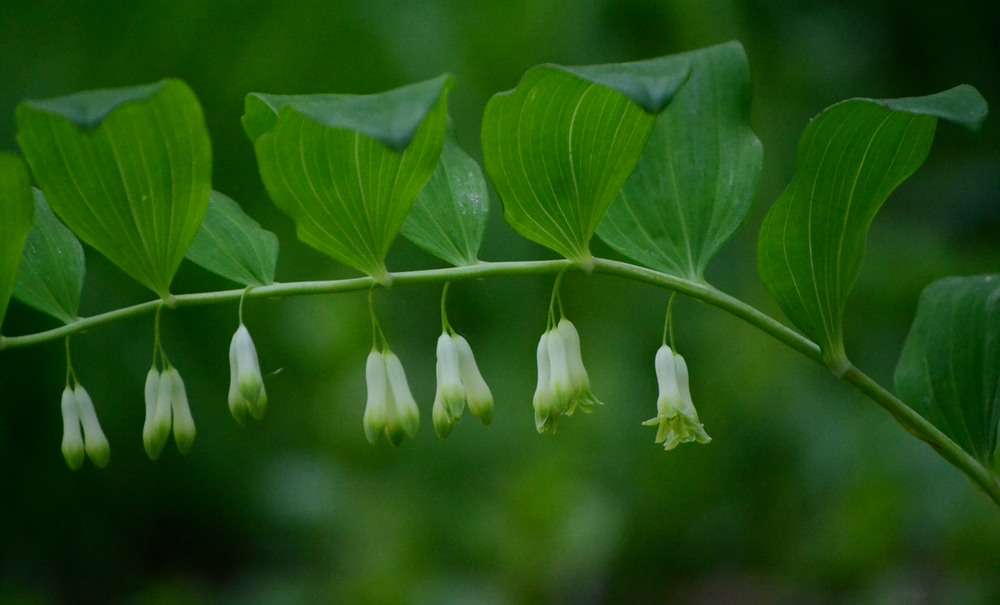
[2, 1, 999, 603]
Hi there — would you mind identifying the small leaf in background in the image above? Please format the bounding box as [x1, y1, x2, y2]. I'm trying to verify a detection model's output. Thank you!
[597, 41, 762, 282]
[16, 79, 212, 300]
[756, 86, 987, 369]
[481, 56, 689, 267]
[0, 152, 34, 332]
[895, 275, 1000, 468]
[400, 131, 489, 266]
[245, 75, 453, 284]
[186, 191, 279, 287]
[13, 189, 86, 324]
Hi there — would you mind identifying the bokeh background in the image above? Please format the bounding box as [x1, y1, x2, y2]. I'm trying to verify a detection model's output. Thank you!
[2, 1, 999, 603]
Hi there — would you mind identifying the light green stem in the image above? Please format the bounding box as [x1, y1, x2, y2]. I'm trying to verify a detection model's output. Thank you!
[1, 256, 997, 506]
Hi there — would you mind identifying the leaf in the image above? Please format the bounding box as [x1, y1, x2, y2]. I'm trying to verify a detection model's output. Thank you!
[185, 191, 279, 287]
[13, 189, 86, 324]
[16, 79, 213, 300]
[894, 275, 1000, 468]
[756, 85, 987, 369]
[0, 152, 34, 332]
[596, 41, 763, 281]
[481, 56, 690, 267]
[245, 75, 454, 284]
[400, 131, 488, 266]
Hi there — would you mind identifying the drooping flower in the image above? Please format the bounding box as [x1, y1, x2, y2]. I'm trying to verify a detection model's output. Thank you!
[60, 383, 110, 469]
[643, 345, 711, 450]
[363, 350, 389, 444]
[432, 332, 495, 438]
[165, 367, 196, 454]
[143, 365, 196, 459]
[228, 323, 267, 424]
[452, 334, 493, 425]
[364, 348, 420, 446]
[533, 318, 602, 434]
[60, 386, 85, 470]
[533, 330, 558, 434]
[556, 318, 602, 414]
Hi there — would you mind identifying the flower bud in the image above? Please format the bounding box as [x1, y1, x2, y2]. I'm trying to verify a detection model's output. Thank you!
[74, 385, 110, 468]
[165, 368, 196, 455]
[384, 351, 420, 444]
[144, 366, 174, 460]
[452, 334, 494, 425]
[533, 331, 558, 434]
[436, 332, 466, 421]
[228, 324, 267, 423]
[546, 326, 574, 415]
[432, 382, 457, 439]
[556, 318, 602, 414]
[143, 368, 160, 445]
[60, 386, 85, 470]
[643, 345, 711, 450]
[363, 350, 389, 445]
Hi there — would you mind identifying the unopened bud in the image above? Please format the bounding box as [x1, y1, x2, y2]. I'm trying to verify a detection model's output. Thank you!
[60, 386, 85, 470]
[452, 334, 494, 425]
[165, 368, 196, 454]
[363, 350, 389, 445]
[74, 385, 110, 468]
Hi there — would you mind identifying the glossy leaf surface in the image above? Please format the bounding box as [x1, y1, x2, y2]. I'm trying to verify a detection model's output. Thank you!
[186, 191, 279, 287]
[481, 56, 689, 266]
[400, 132, 488, 266]
[757, 86, 987, 368]
[597, 41, 762, 281]
[14, 189, 86, 324]
[246, 75, 453, 283]
[895, 275, 1000, 468]
[16, 79, 212, 299]
[0, 152, 34, 331]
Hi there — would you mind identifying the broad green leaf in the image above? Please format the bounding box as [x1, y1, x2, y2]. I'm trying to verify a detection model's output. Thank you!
[245, 75, 453, 284]
[597, 41, 762, 281]
[0, 152, 34, 332]
[895, 275, 1000, 467]
[16, 79, 212, 300]
[13, 189, 85, 324]
[400, 132, 488, 266]
[185, 191, 279, 287]
[481, 56, 690, 267]
[757, 86, 987, 369]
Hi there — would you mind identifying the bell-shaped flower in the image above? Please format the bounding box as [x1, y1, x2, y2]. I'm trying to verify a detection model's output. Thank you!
[143, 367, 168, 459]
[556, 318, 602, 415]
[642, 345, 711, 450]
[61, 386, 85, 470]
[533, 331, 558, 434]
[384, 350, 420, 445]
[165, 367, 196, 454]
[545, 324, 574, 416]
[61, 384, 110, 469]
[228, 323, 267, 424]
[363, 350, 389, 444]
[143, 365, 196, 459]
[452, 334, 493, 425]
[436, 333, 466, 422]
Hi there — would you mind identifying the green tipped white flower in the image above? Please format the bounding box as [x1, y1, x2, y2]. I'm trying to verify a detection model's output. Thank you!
[228, 324, 267, 424]
[533, 331, 558, 434]
[556, 318, 602, 414]
[452, 334, 493, 425]
[165, 367, 196, 454]
[643, 345, 711, 450]
[363, 350, 389, 444]
[545, 324, 574, 415]
[436, 333, 466, 421]
[384, 351, 420, 445]
[144, 365, 173, 460]
[60, 386, 85, 470]
[74, 384, 110, 468]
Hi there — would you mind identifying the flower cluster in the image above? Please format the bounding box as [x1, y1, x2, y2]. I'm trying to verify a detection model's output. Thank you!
[228, 323, 267, 423]
[60, 383, 110, 469]
[643, 344, 711, 450]
[363, 348, 421, 446]
[432, 332, 494, 438]
[143, 365, 196, 459]
[533, 318, 602, 433]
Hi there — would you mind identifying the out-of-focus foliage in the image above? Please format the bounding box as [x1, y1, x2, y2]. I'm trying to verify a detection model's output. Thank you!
[1, 1, 998, 603]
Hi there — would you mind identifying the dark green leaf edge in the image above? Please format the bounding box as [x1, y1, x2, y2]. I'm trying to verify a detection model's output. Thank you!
[19, 80, 168, 131]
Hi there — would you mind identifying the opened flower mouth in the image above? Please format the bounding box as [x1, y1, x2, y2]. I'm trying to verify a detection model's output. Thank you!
[643, 345, 711, 450]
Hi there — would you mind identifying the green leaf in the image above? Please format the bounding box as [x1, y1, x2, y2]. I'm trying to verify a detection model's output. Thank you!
[757, 85, 987, 369]
[400, 132, 488, 266]
[13, 189, 86, 324]
[481, 56, 690, 267]
[245, 75, 453, 284]
[185, 191, 279, 287]
[597, 41, 763, 281]
[0, 152, 34, 332]
[16, 79, 213, 300]
[895, 275, 1000, 468]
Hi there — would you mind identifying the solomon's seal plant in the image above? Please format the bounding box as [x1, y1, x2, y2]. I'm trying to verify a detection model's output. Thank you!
[2, 41, 998, 510]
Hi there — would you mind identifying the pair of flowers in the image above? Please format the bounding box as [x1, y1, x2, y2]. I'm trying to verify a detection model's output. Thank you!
[60, 383, 110, 469]
[533, 318, 602, 433]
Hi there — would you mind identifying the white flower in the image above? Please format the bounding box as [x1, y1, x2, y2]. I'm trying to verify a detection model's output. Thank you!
[61, 386, 85, 470]
[436, 332, 466, 421]
[556, 318, 602, 414]
[165, 367, 196, 454]
[432, 332, 495, 438]
[143, 365, 196, 459]
[533, 318, 602, 434]
[363, 350, 389, 444]
[642, 345, 711, 450]
[364, 349, 420, 445]
[452, 334, 493, 425]
[61, 384, 110, 469]
[228, 324, 267, 424]
[533, 330, 558, 434]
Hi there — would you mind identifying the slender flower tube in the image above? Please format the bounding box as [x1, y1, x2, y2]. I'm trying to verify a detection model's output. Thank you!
[145, 367, 174, 460]
[74, 384, 110, 468]
[432, 362, 456, 439]
[60, 386, 85, 470]
[165, 367, 196, 454]
[452, 333, 493, 425]
[556, 318, 602, 414]
[533, 331, 558, 434]
[436, 332, 466, 421]
[384, 351, 420, 445]
[363, 350, 389, 445]
[546, 326, 574, 415]
[228, 324, 267, 423]
[643, 345, 711, 450]
[142, 368, 161, 456]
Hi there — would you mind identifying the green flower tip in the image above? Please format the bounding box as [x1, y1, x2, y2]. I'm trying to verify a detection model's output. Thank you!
[143, 364, 196, 460]
[643, 345, 711, 450]
[533, 318, 602, 434]
[433, 332, 495, 439]
[228, 324, 267, 424]
[363, 347, 420, 445]
[60, 383, 110, 470]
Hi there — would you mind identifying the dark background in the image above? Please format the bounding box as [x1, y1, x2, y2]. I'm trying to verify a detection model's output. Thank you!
[1, 1, 999, 603]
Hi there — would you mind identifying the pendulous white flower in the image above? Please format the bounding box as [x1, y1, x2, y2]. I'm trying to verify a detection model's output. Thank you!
[143, 364, 196, 459]
[60, 386, 85, 470]
[432, 332, 495, 439]
[533, 330, 558, 434]
[363, 350, 389, 445]
[228, 323, 267, 424]
[643, 345, 711, 450]
[74, 384, 110, 468]
[165, 367, 196, 455]
[452, 333, 493, 425]
[436, 332, 466, 422]
[384, 350, 420, 445]
[556, 318, 602, 415]
[534, 318, 602, 434]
